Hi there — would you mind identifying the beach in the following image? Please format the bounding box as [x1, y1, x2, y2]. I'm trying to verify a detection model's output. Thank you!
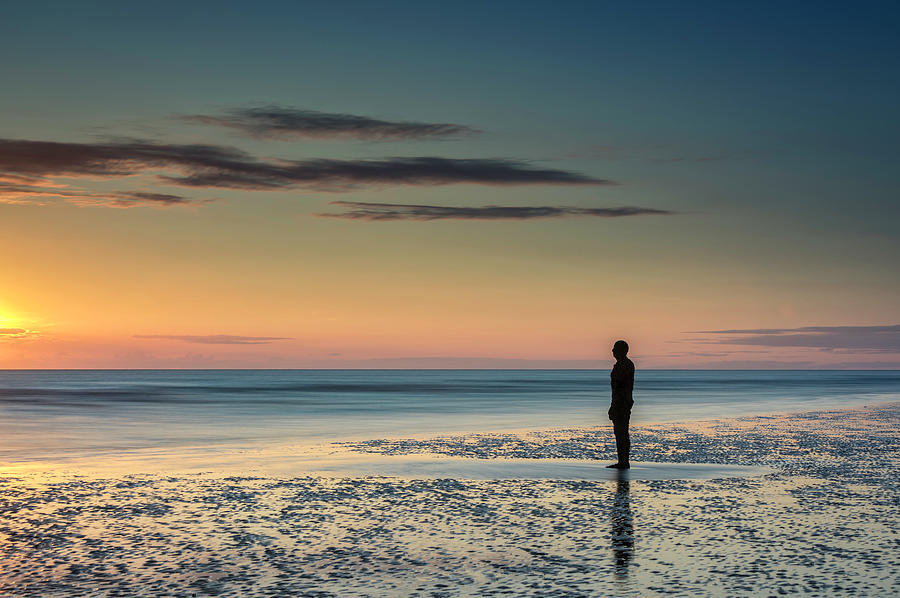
[1, 389, 897, 596]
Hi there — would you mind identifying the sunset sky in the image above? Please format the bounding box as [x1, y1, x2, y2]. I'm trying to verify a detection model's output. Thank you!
[1, 1, 898, 368]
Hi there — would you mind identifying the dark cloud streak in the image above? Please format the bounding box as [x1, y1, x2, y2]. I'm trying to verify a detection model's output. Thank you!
[687, 325, 900, 352]
[106, 192, 192, 207]
[0, 138, 610, 193]
[160, 156, 611, 190]
[0, 138, 254, 177]
[180, 105, 479, 140]
[318, 201, 674, 221]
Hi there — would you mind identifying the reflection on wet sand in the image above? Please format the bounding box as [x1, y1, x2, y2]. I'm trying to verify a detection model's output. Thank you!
[611, 469, 634, 577]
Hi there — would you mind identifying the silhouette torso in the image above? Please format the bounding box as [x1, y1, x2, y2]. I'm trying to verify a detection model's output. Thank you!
[610, 357, 635, 416]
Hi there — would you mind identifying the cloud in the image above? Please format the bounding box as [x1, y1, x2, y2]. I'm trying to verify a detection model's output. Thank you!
[317, 201, 674, 221]
[0, 328, 37, 339]
[0, 138, 259, 178]
[0, 138, 611, 199]
[163, 156, 611, 190]
[77, 191, 195, 208]
[0, 177, 196, 208]
[686, 325, 900, 352]
[180, 105, 479, 140]
[662, 350, 767, 358]
[345, 357, 602, 369]
[134, 334, 292, 345]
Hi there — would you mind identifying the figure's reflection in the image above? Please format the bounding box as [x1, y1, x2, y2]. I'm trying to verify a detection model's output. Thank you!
[611, 468, 633, 576]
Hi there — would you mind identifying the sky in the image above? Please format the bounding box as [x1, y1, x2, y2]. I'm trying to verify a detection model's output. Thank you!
[1, 1, 899, 368]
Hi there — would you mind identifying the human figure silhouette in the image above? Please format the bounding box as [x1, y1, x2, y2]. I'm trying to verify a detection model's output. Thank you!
[607, 340, 634, 469]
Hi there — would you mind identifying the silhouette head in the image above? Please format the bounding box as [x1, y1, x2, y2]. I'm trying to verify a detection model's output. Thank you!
[612, 340, 629, 361]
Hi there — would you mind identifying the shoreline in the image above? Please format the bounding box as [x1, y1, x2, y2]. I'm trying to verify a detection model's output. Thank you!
[5, 400, 897, 479]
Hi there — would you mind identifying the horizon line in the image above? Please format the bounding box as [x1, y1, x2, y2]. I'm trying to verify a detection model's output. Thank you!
[1, 367, 897, 372]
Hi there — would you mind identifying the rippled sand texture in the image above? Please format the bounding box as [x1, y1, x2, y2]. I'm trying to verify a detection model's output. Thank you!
[1, 404, 898, 597]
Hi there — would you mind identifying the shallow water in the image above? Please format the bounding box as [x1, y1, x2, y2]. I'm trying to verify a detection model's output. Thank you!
[0, 369, 897, 466]
[291, 455, 773, 481]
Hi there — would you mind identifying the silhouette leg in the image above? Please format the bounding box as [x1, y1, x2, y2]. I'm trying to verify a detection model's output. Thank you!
[612, 416, 630, 467]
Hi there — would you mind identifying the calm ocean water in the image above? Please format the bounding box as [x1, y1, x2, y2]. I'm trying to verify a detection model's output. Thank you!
[1, 369, 898, 465]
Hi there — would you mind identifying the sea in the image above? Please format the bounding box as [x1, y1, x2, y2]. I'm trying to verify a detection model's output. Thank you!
[1, 369, 898, 467]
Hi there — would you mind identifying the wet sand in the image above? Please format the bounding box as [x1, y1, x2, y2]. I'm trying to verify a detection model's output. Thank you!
[1, 403, 897, 596]
[290, 455, 771, 481]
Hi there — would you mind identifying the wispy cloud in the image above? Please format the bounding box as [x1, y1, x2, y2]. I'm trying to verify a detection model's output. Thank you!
[318, 201, 673, 221]
[0, 138, 263, 178]
[0, 177, 196, 208]
[0, 328, 37, 339]
[166, 157, 612, 190]
[180, 105, 479, 140]
[68, 191, 196, 208]
[134, 334, 292, 345]
[99, 191, 193, 207]
[686, 325, 900, 352]
[0, 138, 611, 202]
